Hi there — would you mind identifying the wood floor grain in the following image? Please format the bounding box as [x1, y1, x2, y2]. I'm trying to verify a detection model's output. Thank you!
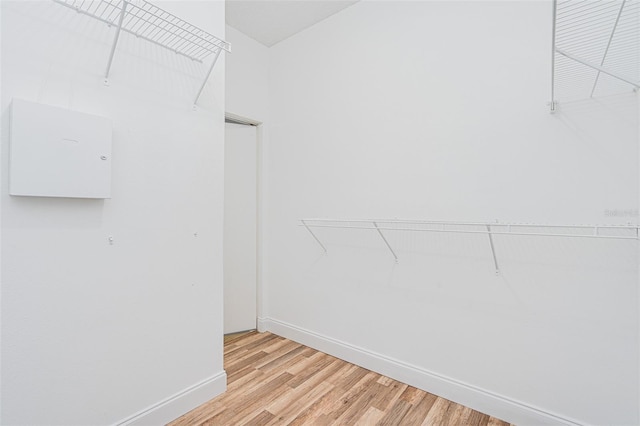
[169, 332, 514, 426]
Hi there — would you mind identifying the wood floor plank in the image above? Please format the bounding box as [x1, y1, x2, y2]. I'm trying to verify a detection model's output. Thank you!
[402, 392, 438, 425]
[377, 375, 395, 386]
[224, 373, 296, 424]
[333, 381, 386, 424]
[205, 372, 294, 425]
[242, 409, 275, 425]
[224, 350, 269, 375]
[421, 397, 452, 425]
[488, 416, 512, 426]
[376, 398, 412, 425]
[372, 381, 407, 412]
[323, 371, 380, 420]
[335, 364, 371, 391]
[224, 332, 278, 357]
[258, 345, 307, 372]
[287, 363, 366, 426]
[286, 353, 336, 388]
[168, 332, 516, 426]
[399, 385, 424, 405]
[447, 403, 471, 425]
[265, 381, 334, 425]
[354, 406, 386, 425]
[266, 359, 343, 415]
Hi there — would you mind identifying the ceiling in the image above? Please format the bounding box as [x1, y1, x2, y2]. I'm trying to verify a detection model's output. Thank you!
[226, 0, 359, 47]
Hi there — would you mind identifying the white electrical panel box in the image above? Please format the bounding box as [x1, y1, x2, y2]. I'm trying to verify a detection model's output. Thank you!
[9, 99, 112, 199]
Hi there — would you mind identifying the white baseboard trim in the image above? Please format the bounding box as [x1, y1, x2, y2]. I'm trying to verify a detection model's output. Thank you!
[257, 316, 268, 332]
[261, 317, 584, 426]
[114, 371, 227, 426]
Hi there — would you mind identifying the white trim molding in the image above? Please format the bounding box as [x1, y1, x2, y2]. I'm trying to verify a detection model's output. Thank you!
[114, 371, 227, 426]
[261, 317, 584, 426]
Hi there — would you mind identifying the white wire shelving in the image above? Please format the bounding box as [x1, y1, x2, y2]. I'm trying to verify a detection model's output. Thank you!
[300, 218, 639, 274]
[52, 0, 231, 106]
[551, 0, 640, 112]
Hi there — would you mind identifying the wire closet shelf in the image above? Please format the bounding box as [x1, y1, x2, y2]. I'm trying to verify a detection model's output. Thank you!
[53, 0, 231, 105]
[300, 218, 639, 274]
[551, 0, 640, 111]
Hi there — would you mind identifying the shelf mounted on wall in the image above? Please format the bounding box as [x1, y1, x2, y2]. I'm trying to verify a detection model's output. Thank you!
[300, 218, 639, 275]
[52, 0, 231, 106]
[550, 0, 640, 112]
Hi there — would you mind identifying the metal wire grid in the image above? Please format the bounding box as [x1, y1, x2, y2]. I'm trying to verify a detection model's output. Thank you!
[300, 218, 638, 272]
[301, 219, 639, 240]
[53, 0, 231, 63]
[552, 0, 639, 107]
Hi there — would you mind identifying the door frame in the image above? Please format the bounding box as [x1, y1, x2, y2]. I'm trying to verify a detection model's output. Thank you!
[224, 112, 264, 332]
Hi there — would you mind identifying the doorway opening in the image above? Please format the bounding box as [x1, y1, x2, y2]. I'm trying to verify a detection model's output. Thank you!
[223, 113, 262, 343]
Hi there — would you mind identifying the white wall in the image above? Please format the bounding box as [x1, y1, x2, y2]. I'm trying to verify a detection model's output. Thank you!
[225, 25, 269, 122]
[264, 1, 639, 425]
[1, 1, 226, 424]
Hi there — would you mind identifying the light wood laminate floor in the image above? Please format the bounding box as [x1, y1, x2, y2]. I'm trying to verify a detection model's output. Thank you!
[169, 332, 514, 426]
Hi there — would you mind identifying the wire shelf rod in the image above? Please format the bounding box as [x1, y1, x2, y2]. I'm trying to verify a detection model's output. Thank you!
[557, 7, 622, 29]
[557, 2, 618, 15]
[300, 224, 638, 240]
[53, 0, 230, 61]
[557, 28, 624, 45]
[126, 0, 229, 48]
[556, 21, 633, 42]
[557, 3, 621, 20]
[52, 0, 230, 106]
[556, 48, 640, 87]
[557, 1, 591, 13]
[557, 2, 622, 18]
[557, 8, 625, 28]
[123, 6, 222, 57]
[552, 0, 638, 106]
[302, 218, 638, 230]
[561, 34, 639, 53]
[299, 219, 638, 270]
[557, 19, 621, 36]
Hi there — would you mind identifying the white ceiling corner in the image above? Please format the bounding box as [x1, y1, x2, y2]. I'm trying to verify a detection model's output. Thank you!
[226, 0, 359, 47]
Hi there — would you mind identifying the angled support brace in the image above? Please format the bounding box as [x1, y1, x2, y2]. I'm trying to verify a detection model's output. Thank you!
[486, 225, 500, 275]
[301, 220, 327, 253]
[556, 48, 640, 90]
[104, 0, 128, 85]
[591, 0, 627, 97]
[373, 221, 398, 263]
[193, 47, 223, 107]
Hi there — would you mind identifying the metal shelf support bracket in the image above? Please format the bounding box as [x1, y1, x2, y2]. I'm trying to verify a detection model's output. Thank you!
[373, 221, 399, 263]
[302, 219, 327, 253]
[104, 0, 127, 85]
[194, 47, 223, 106]
[486, 225, 500, 275]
